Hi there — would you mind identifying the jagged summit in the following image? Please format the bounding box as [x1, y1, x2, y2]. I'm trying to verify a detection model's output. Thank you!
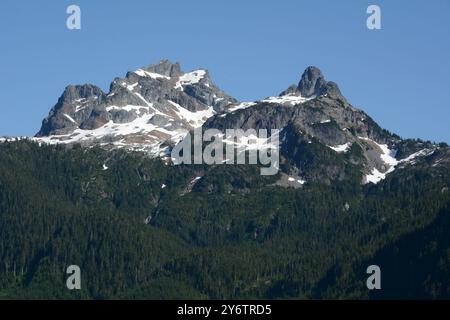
[60, 84, 105, 103]
[298, 66, 326, 97]
[279, 66, 343, 100]
[143, 59, 182, 77]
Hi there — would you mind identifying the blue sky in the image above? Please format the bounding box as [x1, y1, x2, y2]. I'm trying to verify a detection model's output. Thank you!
[1, 0, 449, 142]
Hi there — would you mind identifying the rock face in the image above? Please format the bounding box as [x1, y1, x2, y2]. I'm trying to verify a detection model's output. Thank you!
[280, 66, 344, 100]
[298, 66, 327, 97]
[145, 59, 182, 77]
[34, 61, 441, 184]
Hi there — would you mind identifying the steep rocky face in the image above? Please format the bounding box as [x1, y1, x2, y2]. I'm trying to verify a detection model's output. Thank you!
[32, 61, 445, 185]
[37, 84, 106, 136]
[145, 59, 182, 77]
[279, 66, 344, 101]
[298, 66, 327, 97]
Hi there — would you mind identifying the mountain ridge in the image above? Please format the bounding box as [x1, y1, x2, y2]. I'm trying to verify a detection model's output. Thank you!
[2, 59, 448, 185]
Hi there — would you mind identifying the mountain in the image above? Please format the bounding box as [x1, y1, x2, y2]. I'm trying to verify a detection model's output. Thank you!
[206, 66, 441, 185]
[33, 60, 444, 186]
[1, 60, 450, 299]
[35, 60, 236, 156]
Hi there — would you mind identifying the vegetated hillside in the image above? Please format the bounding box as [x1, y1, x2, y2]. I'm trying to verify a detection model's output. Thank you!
[0, 140, 449, 299]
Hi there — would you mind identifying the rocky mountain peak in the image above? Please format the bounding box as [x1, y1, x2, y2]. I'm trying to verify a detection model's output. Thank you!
[298, 66, 326, 97]
[298, 66, 327, 97]
[278, 66, 343, 100]
[60, 84, 105, 103]
[144, 59, 182, 77]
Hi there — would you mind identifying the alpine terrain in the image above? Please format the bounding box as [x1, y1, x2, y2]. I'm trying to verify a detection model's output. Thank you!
[0, 60, 449, 299]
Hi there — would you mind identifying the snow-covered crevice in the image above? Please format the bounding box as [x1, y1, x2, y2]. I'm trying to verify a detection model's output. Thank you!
[63, 113, 77, 124]
[360, 136, 436, 184]
[359, 136, 398, 184]
[328, 142, 351, 153]
[126, 82, 139, 91]
[167, 100, 215, 128]
[359, 136, 398, 166]
[365, 167, 391, 184]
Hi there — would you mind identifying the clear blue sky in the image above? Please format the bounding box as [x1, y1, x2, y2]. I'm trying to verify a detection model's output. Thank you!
[1, 0, 449, 142]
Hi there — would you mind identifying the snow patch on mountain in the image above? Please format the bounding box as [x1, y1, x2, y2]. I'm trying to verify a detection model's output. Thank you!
[175, 70, 207, 90]
[167, 101, 215, 127]
[134, 69, 171, 80]
[228, 102, 257, 113]
[359, 136, 398, 184]
[288, 177, 306, 185]
[126, 83, 139, 91]
[399, 148, 436, 165]
[34, 109, 188, 156]
[365, 168, 387, 184]
[359, 136, 398, 165]
[222, 133, 279, 151]
[328, 142, 351, 153]
[63, 113, 77, 124]
[360, 136, 436, 184]
[262, 94, 315, 106]
[226, 93, 313, 113]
